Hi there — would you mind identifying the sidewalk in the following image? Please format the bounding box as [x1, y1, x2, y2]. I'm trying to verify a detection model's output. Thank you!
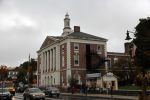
[61, 93, 138, 100]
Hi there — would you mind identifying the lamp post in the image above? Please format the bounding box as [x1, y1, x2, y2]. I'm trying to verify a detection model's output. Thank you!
[125, 30, 136, 40]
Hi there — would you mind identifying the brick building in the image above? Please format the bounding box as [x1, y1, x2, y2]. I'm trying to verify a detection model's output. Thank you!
[37, 13, 108, 88]
[107, 42, 131, 69]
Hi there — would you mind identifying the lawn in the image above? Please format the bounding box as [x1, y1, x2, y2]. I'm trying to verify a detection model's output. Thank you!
[119, 85, 142, 90]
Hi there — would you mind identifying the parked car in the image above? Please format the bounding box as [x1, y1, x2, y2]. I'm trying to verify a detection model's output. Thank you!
[43, 87, 60, 97]
[23, 87, 45, 100]
[7, 87, 15, 96]
[0, 88, 13, 100]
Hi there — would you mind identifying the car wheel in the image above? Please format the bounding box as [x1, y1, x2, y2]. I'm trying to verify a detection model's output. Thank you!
[7, 98, 12, 100]
[48, 93, 52, 97]
[26, 96, 30, 100]
[24, 96, 26, 100]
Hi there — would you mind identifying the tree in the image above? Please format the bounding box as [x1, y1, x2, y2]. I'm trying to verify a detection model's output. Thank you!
[17, 58, 37, 84]
[17, 68, 27, 84]
[134, 18, 150, 71]
[68, 77, 78, 87]
[133, 18, 150, 99]
[110, 58, 135, 86]
[86, 51, 106, 73]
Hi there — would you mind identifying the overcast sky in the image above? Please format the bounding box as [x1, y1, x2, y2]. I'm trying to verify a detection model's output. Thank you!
[0, 0, 150, 67]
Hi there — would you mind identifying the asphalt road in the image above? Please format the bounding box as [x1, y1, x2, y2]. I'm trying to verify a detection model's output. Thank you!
[13, 93, 108, 100]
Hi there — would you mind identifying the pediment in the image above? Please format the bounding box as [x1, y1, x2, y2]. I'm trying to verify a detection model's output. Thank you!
[40, 36, 55, 49]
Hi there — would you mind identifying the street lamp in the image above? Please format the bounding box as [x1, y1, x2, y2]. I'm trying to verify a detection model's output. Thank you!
[125, 30, 135, 40]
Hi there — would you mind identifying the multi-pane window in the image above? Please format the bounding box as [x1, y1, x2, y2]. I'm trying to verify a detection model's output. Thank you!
[107, 58, 111, 68]
[97, 45, 101, 51]
[97, 45, 102, 54]
[74, 52, 79, 66]
[114, 58, 118, 64]
[74, 43, 79, 50]
[62, 45, 64, 51]
[73, 43, 79, 66]
[61, 44, 65, 67]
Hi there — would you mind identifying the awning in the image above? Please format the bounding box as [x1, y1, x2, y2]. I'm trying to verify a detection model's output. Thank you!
[86, 73, 101, 79]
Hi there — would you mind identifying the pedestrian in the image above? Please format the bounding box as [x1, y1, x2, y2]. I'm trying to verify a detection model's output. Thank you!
[71, 86, 75, 94]
[84, 85, 88, 95]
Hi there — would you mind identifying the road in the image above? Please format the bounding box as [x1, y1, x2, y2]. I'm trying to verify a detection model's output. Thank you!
[13, 93, 108, 100]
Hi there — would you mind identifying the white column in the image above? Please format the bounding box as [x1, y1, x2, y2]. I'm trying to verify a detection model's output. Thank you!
[48, 50, 50, 72]
[43, 52, 46, 73]
[46, 51, 49, 72]
[104, 44, 108, 73]
[43, 52, 45, 73]
[53, 48, 55, 71]
[54, 47, 56, 71]
[46, 51, 47, 72]
[66, 42, 71, 86]
[51, 49, 53, 71]
[55, 45, 60, 70]
[50, 49, 52, 72]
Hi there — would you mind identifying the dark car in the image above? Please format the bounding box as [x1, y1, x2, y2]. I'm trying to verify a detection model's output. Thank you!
[43, 87, 60, 97]
[0, 88, 13, 100]
[23, 87, 45, 100]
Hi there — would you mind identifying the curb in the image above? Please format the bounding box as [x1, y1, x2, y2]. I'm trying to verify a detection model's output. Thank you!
[61, 93, 138, 100]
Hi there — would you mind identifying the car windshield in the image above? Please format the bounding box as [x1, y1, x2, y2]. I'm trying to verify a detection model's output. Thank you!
[47, 87, 58, 90]
[29, 88, 42, 93]
[0, 88, 8, 92]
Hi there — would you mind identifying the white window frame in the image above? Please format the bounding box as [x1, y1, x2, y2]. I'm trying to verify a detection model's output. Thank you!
[74, 52, 79, 66]
[61, 44, 65, 67]
[97, 45, 102, 54]
[114, 58, 118, 64]
[74, 43, 79, 50]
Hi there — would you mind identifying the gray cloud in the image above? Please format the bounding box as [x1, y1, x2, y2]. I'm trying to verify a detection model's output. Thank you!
[0, 0, 150, 67]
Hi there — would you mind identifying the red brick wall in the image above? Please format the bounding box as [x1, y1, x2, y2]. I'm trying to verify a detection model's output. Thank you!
[70, 42, 87, 69]
[60, 43, 67, 68]
[60, 43, 67, 86]
[60, 70, 67, 86]
[79, 43, 86, 69]
[70, 43, 105, 84]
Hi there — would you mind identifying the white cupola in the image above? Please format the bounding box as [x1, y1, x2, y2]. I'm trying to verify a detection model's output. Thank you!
[61, 13, 72, 37]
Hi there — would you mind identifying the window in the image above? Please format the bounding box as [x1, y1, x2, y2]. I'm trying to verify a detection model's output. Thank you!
[74, 43, 79, 50]
[74, 43, 79, 66]
[114, 58, 118, 64]
[54, 78, 55, 84]
[61, 44, 65, 67]
[97, 45, 102, 54]
[62, 45, 64, 51]
[107, 58, 111, 68]
[74, 52, 79, 66]
[97, 45, 101, 51]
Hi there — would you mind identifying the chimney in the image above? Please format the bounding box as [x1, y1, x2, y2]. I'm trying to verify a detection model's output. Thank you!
[74, 26, 80, 32]
[124, 42, 131, 54]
